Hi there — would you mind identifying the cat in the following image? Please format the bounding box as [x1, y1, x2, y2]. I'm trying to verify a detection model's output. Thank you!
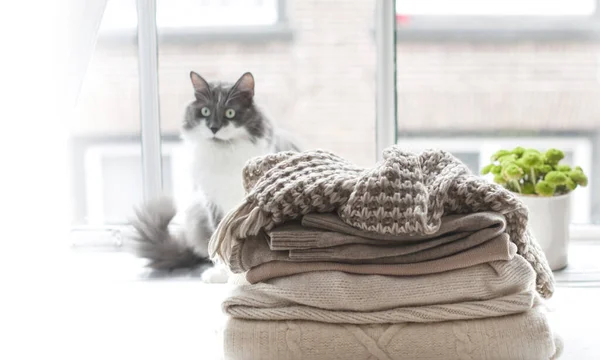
[131, 71, 300, 282]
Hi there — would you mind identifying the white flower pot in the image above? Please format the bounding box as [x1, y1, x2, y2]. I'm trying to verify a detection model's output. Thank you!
[518, 193, 571, 271]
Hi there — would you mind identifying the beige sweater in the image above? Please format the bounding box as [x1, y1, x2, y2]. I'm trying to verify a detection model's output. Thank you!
[245, 236, 516, 283]
[225, 255, 536, 324]
[270, 212, 506, 250]
[223, 307, 561, 360]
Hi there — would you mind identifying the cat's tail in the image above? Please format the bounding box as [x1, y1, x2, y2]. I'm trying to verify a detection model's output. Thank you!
[130, 197, 211, 270]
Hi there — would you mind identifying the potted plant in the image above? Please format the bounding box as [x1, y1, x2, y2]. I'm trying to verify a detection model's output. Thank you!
[481, 147, 588, 271]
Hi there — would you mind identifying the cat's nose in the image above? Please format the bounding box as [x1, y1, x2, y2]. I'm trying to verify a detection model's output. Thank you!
[210, 127, 220, 134]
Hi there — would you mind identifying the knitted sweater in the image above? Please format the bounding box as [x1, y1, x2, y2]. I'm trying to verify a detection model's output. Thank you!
[224, 255, 536, 324]
[210, 147, 554, 298]
[224, 308, 561, 360]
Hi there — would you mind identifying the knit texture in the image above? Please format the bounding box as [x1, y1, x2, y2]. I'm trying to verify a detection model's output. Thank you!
[225, 255, 537, 324]
[224, 307, 561, 360]
[245, 236, 516, 283]
[274, 212, 506, 263]
[227, 255, 535, 312]
[210, 147, 554, 298]
[271, 211, 506, 249]
[236, 220, 513, 275]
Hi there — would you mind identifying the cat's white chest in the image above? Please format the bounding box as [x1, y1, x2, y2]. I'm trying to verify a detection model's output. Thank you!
[190, 139, 272, 213]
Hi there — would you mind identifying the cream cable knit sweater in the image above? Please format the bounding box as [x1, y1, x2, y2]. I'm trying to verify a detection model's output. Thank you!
[224, 308, 562, 360]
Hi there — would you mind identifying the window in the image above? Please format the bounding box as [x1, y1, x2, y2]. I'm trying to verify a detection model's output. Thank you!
[70, 0, 141, 229]
[101, 0, 280, 29]
[394, 1, 600, 226]
[69, 0, 600, 248]
[98, 0, 290, 43]
[70, 0, 377, 246]
[396, 0, 597, 16]
[81, 142, 184, 225]
[395, 0, 600, 40]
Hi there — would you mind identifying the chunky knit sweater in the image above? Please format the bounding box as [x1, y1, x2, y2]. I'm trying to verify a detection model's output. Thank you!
[210, 146, 555, 298]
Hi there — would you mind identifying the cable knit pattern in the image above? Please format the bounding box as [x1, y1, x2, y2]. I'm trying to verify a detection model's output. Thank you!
[210, 146, 554, 298]
[224, 308, 561, 360]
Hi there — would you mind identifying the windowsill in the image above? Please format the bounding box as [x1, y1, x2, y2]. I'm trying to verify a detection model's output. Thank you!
[554, 240, 600, 286]
[96, 24, 294, 46]
[69, 224, 600, 285]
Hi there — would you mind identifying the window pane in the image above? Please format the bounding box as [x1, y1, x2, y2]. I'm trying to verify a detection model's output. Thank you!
[157, 1, 377, 212]
[396, 0, 596, 16]
[70, 0, 141, 226]
[396, 25, 600, 225]
[100, 0, 279, 30]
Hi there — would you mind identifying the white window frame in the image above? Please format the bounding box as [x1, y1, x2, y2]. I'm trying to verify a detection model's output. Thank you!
[397, 136, 594, 226]
[84, 142, 192, 226]
[102, 0, 280, 31]
[394, 0, 600, 41]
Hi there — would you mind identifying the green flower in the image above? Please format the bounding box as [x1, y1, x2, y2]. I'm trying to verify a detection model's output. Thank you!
[491, 150, 511, 161]
[565, 178, 577, 191]
[535, 181, 556, 196]
[520, 151, 543, 167]
[481, 164, 493, 175]
[539, 165, 553, 174]
[511, 146, 526, 157]
[491, 165, 502, 175]
[522, 182, 536, 195]
[486, 147, 587, 196]
[493, 174, 507, 185]
[569, 170, 588, 187]
[545, 148, 565, 166]
[545, 171, 568, 186]
[502, 163, 524, 181]
[555, 164, 571, 172]
[498, 154, 518, 167]
[515, 158, 531, 171]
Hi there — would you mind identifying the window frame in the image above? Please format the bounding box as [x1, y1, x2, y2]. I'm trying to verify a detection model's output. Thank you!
[83, 141, 190, 225]
[395, 0, 600, 42]
[97, 0, 293, 45]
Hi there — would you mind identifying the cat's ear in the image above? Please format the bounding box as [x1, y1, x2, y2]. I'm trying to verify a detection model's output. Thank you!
[190, 71, 210, 93]
[231, 72, 255, 100]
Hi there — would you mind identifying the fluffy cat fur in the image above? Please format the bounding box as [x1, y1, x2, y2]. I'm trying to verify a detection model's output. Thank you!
[131, 72, 300, 281]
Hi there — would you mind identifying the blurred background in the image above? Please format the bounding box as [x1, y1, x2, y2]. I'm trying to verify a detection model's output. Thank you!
[72, 0, 599, 233]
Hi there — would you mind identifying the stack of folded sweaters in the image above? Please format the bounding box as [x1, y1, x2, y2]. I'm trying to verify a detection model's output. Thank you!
[211, 147, 562, 360]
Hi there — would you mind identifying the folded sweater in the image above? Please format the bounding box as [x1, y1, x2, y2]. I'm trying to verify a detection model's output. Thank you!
[227, 255, 535, 312]
[270, 211, 506, 250]
[224, 307, 561, 360]
[246, 235, 516, 283]
[225, 255, 536, 324]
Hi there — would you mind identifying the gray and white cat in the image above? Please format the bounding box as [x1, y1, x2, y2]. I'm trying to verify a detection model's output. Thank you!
[131, 72, 300, 280]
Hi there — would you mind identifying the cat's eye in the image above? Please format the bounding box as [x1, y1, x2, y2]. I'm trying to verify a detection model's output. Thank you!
[200, 107, 211, 117]
[225, 109, 236, 119]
